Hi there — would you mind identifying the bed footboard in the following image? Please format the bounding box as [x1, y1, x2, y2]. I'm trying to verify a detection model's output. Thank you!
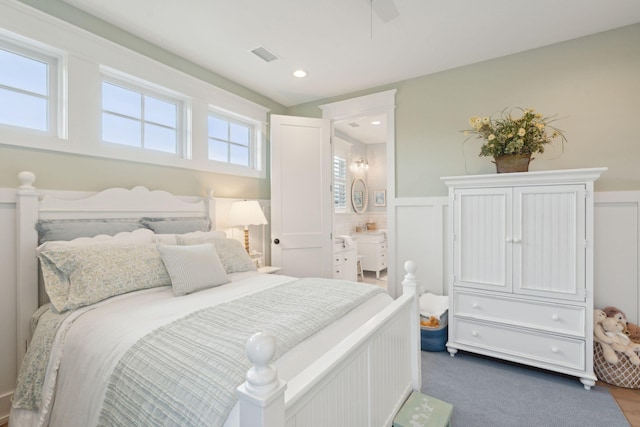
[237, 261, 421, 427]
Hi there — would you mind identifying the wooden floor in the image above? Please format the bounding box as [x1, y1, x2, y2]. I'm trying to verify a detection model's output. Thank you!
[1, 384, 637, 427]
[598, 382, 640, 426]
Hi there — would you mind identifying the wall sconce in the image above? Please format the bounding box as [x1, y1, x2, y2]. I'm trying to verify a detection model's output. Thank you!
[354, 159, 369, 170]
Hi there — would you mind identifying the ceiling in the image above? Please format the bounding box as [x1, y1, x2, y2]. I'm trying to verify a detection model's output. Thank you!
[59, 0, 640, 143]
[60, 0, 640, 107]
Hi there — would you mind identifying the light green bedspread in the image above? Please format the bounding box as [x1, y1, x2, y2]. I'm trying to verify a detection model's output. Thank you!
[97, 278, 383, 427]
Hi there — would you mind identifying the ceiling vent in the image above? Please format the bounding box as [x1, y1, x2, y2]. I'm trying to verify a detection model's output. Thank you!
[348, 122, 361, 127]
[250, 46, 279, 63]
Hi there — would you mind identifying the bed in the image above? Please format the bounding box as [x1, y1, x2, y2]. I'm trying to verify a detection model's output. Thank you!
[10, 171, 422, 427]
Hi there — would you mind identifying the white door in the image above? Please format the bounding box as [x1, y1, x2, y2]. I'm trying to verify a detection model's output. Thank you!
[270, 114, 332, 278]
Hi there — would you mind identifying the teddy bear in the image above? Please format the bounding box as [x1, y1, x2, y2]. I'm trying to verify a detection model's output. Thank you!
[420, 315, 440, 328]
[602, 305, 640, 344]
[594, 309, 614, 344]
[599, 316, 640, 365]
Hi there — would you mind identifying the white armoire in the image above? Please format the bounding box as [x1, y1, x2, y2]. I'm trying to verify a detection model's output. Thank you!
[442, 168, 606, 389]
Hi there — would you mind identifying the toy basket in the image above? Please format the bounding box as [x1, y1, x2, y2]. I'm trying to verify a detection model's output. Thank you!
[420, 324, 448, 352]
[593, 342, 640, 389]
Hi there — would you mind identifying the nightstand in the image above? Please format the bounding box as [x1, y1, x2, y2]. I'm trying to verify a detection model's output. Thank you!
[258, 266, 282, 274]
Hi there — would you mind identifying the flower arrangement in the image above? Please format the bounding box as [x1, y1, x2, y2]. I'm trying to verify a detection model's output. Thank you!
[463, 107, 567, 158]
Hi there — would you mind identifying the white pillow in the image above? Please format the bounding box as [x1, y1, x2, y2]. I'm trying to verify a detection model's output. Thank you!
[37, 228, 155, 253]
[158, 243, 230, 296]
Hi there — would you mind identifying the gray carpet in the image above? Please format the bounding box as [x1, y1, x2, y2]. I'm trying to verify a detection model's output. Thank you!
[421, 350, 630, 427]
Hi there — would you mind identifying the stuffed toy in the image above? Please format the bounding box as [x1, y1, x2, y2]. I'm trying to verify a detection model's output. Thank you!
[600, 316, 640, 365]
[627, 322, 640, 345]
[602, 305, 640, 344]
[420, 316, 440, 328]
[594, 309, 613, 345]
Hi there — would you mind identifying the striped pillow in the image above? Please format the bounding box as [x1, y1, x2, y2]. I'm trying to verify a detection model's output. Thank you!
[158, 243, 230, 296]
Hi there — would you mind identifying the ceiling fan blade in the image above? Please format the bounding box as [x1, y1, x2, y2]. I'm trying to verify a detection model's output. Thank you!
[370, 0, 399, 23]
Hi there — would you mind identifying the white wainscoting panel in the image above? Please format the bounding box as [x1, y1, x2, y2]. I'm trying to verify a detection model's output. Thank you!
[594, 192, 640, 324]
[392, 197, 448, 297]
[0, 189, 17, 424]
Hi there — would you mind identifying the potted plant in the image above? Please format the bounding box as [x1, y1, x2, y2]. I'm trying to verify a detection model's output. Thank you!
[463, 107, 567, 173]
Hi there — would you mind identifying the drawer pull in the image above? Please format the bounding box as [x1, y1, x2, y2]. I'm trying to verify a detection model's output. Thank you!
[551, 347, 559, 353]
[551, 314, 559, 321]
[472, 331, 479, 337]
[472, 302, 479, 308]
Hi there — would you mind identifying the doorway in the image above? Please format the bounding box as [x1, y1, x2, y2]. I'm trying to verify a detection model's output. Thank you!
[319, 90, 398, 296]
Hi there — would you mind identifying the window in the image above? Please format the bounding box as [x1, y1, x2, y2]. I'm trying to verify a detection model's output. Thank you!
[0, 41, 57, 133]
[208, 113, 253, 167]
[0, 9, 269, 177]
[333, 156, 347, 211]
[101, 79, 182, 154]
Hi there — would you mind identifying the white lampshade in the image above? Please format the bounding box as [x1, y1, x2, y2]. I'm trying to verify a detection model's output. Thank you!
[229, 200, 268, 253]
[228, 200, 268, 227]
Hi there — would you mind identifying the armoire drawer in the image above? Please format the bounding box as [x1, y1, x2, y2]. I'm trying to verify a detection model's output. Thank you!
[452, 318, 585, 371]
[453, 290, 585, 337]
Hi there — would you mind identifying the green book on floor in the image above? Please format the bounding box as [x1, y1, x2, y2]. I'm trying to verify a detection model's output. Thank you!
[393, 391, 453, 427]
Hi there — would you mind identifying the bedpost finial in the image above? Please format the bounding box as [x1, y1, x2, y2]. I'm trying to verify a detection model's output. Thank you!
[402, 260, 418, 294]
[245, 332, 278, 395]
[18, 171, 36, 189]
[206, 187, 214, 198]
[404, 260, 416, 275]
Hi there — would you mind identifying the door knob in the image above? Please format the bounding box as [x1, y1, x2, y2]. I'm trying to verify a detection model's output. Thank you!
[274, 238, 280, 245]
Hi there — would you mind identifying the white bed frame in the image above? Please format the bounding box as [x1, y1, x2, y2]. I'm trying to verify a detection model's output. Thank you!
[15, 171, 422, 427]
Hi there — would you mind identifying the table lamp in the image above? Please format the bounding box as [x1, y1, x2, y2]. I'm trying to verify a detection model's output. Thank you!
[229, 200, 268, 252]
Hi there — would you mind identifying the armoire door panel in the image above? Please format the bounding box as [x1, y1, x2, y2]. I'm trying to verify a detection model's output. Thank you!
[454, 188, 512, 292]
[513, 185, 586, 301]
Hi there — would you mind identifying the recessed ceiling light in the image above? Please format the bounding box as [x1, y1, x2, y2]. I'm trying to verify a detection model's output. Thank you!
[292, 69, 307, 78]
[371, 120, 381, 125]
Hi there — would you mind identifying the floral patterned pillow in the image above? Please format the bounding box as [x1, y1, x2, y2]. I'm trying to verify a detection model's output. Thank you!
[39, 244, 171, 312]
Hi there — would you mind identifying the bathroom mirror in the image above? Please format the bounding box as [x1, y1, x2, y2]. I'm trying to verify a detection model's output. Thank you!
[351, 177, 368, 214]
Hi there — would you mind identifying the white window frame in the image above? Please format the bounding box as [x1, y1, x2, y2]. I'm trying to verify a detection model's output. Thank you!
[207, 109, 258, 170]
[0, 36, 60, 137]
[0, 2, 270, 178]
[206, 105, 265, 176]
[101, 72, 187, 157]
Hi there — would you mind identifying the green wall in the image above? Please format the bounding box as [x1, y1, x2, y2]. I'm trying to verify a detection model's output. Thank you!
[0, 145, 270, 198]
[289, 24, 640, 196]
